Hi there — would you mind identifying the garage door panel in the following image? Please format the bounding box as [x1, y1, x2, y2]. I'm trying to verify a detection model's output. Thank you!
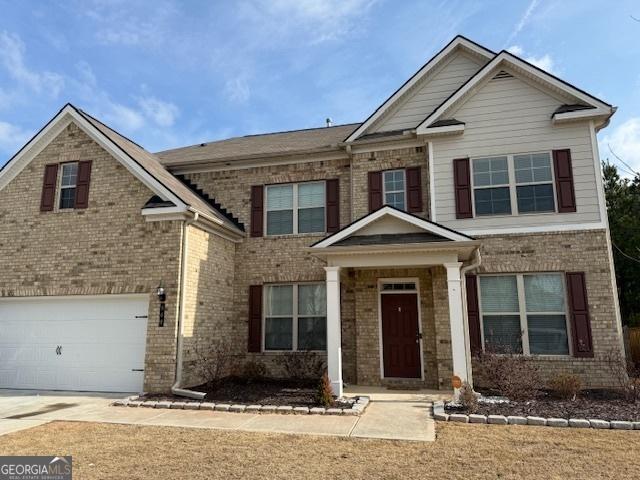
[0, 295, 149, 393]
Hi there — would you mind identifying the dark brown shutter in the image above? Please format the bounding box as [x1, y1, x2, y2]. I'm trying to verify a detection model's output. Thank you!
[566, 272, 593, 357]
[552, 149, 577, 213]
[74, 160, 92, 209]
[40, 163, 59, 212]
[250, 185, 264, 237]
[406, 166, 423, 213]
[326, 179, 340, 233]
[453, 158, 473, 218]
[368, 171, 383, 212]
[248, 285, 263, 352]
[465, 274, 482, 355]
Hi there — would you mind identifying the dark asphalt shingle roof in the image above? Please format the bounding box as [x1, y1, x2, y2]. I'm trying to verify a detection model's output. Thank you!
[333, 232, 450, 246]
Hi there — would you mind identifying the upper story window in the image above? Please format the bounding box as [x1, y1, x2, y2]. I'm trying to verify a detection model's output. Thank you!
[265, 182, 326, 236]
[471, 152, 556, 217]
[478, 273, 569, 356]
[383, 169, 406, 210]
[59, 162, 78, 209]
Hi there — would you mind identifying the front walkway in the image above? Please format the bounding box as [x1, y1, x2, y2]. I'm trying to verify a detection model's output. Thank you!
[0, 387, 449, 441]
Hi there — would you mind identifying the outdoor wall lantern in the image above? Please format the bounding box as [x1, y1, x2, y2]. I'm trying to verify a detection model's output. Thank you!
[157, 284, 167, 327]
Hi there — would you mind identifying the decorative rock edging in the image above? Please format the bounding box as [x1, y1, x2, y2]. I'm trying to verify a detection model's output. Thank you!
[112, 394, 370, 416]
[432, 401, 640, 430]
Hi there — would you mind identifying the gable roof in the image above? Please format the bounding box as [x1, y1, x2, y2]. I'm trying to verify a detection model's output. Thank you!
[311, 205, 474, 249]
[156, 123, 359, 166]
[343, 35, 495, 143]
[0, 104, 244, 236]
[415, 50, 614, 134]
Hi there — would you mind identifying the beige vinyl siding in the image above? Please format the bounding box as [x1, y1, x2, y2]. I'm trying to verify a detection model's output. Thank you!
[432, 74, 602, 230]
[372, 52, 483, 133]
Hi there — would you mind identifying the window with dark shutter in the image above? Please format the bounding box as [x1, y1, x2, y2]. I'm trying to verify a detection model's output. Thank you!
[368, 171, 383, 212]
[453, 158, 473, 218]
[552, 149, 577, 213]
[250, 185, 264, 237]
[406, 166, 423, 213]
[40, 164, 59, 212]
[248, 285, 263, 352]
[465, 274, 482, 355]
[566, 272, 593, 357]
[325, 179, 340, 233]
[74, 160, 92, 209]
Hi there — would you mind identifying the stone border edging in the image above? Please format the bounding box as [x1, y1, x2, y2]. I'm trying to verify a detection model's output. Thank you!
[432, 401, 640, 430]
[112, 395, 370, 416]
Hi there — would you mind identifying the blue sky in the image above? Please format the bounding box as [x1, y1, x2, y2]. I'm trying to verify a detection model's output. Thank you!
[0, 0, 639, 174]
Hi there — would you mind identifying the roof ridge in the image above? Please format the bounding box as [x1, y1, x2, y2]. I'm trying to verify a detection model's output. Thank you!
[241, 122, 361, 139]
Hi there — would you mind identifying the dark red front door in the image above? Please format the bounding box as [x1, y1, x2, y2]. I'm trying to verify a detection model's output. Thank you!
[381, 293, 421, 378]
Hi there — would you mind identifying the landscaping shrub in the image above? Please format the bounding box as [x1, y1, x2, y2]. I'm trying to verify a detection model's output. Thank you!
[316, 370, 335, 407]
[241, 360, 267, 384]
[193, 341, 235, 390]
[459, 381, 478, 413]
[275, 351, 325, 383]
[548, 373, 582, 400]
[604, 348, 640, 403]
[474, 349, 542, 401]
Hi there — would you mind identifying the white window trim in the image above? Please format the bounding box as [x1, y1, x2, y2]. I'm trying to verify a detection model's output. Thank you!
[477, 272, 572, 357]
[382, 169, 406, 210]
[262, 282, 327, 352]
[377, 278, 425, 381]
[264, 181, 326, 236]
[57, 161, 79, 211]
[470, 151, 558, 217]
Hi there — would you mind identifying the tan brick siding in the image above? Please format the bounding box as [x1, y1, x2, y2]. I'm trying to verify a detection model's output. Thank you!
[0, 122, 183, 392]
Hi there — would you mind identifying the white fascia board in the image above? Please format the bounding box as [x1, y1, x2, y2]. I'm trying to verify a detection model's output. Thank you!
[461, 221, 607, 236]
[552, 109, 611, 124]
[312, 206, 472, 249]
[419, 124, 465, 137]
[344, 37, 494, 143]
[141, 205, 188, 217]
[416, 51, 613, 134]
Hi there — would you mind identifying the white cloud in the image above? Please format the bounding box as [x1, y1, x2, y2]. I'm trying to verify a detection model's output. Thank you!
[137, 97, 179, 127]
[104, 104, 145, 131]
[0, 120, 31, 155]
[507, 45, 558, 75]
[600, 117, 640, 177]
[224, 78, 251, 104]
[0, 31, 64, 97]
[506, 0, 540, 45]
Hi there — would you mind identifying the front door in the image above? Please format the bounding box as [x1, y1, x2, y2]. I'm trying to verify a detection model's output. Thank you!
[381, 293, 421, 378]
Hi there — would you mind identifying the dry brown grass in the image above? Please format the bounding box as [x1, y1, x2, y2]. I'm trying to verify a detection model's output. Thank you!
[0, 421, 639, 479]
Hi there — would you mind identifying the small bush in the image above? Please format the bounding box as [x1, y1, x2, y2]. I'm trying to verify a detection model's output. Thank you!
[241, 360, 267, 384]
[459, 381, 478, 413]
[316, 371, 335, 407]
[193, 341, 235, 391]
[275, 351, 325, 383]
[549, 373, 582, 400]
[474, 349, 542, 401]
[603, 348, 640, 403]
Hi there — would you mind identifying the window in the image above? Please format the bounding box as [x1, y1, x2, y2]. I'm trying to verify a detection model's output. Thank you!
[265, 182, 325, 235]
[59, 162, 78, 209]
[478, 273, 569, 356]
[514, 153, 555, 213]
[472, 156, 511, 215]
[471, 152, 557, 216]
[383, 170, 406, 210]
[264, 283, 326, 351]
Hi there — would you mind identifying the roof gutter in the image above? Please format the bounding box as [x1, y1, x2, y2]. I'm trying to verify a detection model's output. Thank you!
[172, 211, 207, 400]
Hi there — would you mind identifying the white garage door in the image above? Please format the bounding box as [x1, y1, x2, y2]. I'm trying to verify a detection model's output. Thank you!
[0, 295, 149, 393]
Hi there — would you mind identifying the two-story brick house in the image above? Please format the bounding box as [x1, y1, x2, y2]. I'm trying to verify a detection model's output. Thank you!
[0, 36, 624, 397]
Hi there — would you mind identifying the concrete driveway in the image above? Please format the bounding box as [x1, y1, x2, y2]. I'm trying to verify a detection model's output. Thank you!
[0, 387, 442, 441]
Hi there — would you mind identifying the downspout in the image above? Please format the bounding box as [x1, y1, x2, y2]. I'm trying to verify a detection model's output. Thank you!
[460, 247, 482, 387]
[171, 211, 206, 400]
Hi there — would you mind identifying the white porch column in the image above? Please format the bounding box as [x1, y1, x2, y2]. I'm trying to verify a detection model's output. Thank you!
[324, 266, 343, 398]
[444, 262, 469, 397]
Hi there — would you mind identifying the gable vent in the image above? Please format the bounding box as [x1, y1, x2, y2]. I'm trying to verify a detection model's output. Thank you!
[492, 70, 513, 80]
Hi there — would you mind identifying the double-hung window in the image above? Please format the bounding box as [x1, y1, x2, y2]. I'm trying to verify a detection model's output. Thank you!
[265, 182, 325, 235]
[472, 156, 511, 215]
[59, 162, 78, 209]
[264, 283, 327, 351]
[514, 153, 555, 213]
[478, 273, 569, 355]
[383, 169, 406, 210]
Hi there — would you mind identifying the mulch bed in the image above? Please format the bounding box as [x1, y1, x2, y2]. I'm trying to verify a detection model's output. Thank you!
[144, 377, 352, 409]
[446, 389, 640, 422]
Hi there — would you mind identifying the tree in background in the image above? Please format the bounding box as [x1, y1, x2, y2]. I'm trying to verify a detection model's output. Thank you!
[603, 161, 640, 326]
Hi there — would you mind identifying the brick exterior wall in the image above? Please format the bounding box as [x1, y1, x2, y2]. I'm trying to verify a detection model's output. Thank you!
[0, 123, 184, 392]
[474, 229, 623, 388]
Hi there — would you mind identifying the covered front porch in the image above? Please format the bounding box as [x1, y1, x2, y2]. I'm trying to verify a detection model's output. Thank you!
[309, 206, 480, 398]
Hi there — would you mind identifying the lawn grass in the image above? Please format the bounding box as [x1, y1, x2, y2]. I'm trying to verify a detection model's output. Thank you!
[1, 421, 638, 479]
